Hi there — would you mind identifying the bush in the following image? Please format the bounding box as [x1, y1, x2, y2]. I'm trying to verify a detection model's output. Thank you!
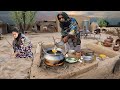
[97, 18, 108, 27]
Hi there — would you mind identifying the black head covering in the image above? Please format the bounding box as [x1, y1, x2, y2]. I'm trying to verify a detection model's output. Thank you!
[57, 12, 71, 29]
[12, 27, 19, 33]
[57, 12, 70, 21]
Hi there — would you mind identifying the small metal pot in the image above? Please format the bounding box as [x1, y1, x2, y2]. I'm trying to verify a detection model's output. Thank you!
[82, 51, 95, 63]
[115, 39, 120, 46]
[85, 52, 94, 56]
[82, 55, 95, 63]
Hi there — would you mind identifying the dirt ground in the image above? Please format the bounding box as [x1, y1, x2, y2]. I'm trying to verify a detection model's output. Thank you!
[0, 32, 120, 79]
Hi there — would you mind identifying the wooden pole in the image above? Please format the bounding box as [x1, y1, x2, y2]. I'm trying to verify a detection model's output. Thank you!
[4, 37, 12, 47]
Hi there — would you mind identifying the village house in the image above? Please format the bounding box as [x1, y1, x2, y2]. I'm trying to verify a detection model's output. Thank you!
[1, 11, 119, 34]
[35, 20, 58, 33]
[0, 11, 15, 34]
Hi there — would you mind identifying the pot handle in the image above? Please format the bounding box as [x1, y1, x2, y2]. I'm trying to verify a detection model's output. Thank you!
[52, 36, 58, 48]
[38, 42, 47, 54]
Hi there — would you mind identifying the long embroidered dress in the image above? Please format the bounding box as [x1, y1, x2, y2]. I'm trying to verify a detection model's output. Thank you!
[60, 17, 81, 52]
[12, 33, 33, 58]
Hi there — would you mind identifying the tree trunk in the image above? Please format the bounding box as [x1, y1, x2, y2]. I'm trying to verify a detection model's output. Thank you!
[19, 23, 24, 33]
[26, 24, 31, 31]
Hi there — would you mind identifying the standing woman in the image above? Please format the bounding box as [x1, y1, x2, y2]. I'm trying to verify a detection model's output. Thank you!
[57, 12, 81, 58]
[12, 27, 33, 58]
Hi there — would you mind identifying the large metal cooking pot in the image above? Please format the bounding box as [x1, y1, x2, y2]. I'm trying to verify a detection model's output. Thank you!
[43, 48, 65, 66]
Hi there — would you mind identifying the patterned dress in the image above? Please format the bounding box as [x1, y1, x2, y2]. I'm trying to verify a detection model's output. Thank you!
[12, 33, 33, 58]
[60, 18, 81, 52]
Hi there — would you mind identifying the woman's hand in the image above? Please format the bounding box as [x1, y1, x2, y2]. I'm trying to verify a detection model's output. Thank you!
[11, 53, 16, 58]
[11, 52, 19, 58]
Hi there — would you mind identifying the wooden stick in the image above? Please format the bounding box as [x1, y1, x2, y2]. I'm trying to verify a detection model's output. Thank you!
[4, 37, 15, 58]
[52, 36, 56, 45]
[4, 37, 12, 47]
[0, 50, 12, 55]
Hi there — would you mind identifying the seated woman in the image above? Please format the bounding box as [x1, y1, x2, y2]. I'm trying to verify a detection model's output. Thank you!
[12, 27, 33, 58]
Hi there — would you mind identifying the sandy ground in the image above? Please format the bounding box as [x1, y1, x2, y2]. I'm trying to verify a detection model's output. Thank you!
[0, 32, 120, 79]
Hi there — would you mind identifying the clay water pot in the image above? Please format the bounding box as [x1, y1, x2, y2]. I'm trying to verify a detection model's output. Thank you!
[113, 44, 119, 51]
[115, 39, 120, 46]
[103, 41, 112, 47]
[107, 36, 114, 43]
[104, 38, 112, 43]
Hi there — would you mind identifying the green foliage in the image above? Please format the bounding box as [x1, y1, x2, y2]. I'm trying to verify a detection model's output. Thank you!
[97, 18, 108, 27]
[10, 11, 37, 32]
[10, 11, 23, 25]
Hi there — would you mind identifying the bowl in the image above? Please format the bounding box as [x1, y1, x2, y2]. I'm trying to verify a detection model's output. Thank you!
[68, 49, 76, 54]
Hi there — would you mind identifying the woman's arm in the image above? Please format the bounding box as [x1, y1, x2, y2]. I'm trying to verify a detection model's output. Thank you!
[19, 37, 32, 53]
[12, 40, 19, 53]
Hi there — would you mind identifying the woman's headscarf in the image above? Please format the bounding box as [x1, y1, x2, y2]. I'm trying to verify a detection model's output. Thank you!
[57, 12, 71, 29]
[12, 27, 22, 48]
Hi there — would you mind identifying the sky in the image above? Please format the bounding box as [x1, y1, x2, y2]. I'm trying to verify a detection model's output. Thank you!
[35, 11, 120, 25]
[35, 11, 120, 22]
[0, 11, 119, 20]
[0, 11, 119, 25]
[36, 11, 120, 18]
[64, 11, 120, 18]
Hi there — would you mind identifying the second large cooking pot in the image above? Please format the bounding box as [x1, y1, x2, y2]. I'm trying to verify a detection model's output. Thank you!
[82, 55, 95, 63]
[43, 49, 65, 66]
[81, 49, 95, 63]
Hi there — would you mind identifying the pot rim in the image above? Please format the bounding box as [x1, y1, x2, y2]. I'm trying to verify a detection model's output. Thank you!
[44, 52, 64, 56]
[44, 49, 64, 56]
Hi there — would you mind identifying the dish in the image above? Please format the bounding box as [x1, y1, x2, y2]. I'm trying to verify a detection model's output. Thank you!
[65, 57, 78, 63]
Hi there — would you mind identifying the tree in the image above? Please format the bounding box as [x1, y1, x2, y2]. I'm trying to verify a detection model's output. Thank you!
[10, 11, 37, 33]
[97, 18, 108, 27]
